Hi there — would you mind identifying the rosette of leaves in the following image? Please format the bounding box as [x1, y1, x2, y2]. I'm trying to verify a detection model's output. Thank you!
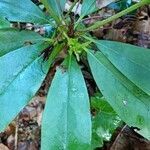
[0, 0, 150, 149]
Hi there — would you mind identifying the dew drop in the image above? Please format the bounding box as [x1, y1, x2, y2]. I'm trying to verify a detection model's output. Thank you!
[19, 74, 24, 80]
[123, 100, 127, 106]
[12, 71, 19, 77]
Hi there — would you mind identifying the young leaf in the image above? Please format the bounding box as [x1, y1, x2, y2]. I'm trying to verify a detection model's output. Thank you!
[41, 56, 91, 150]
[0, 43, 50, 132]
[96, 40, 150, 96]
[0, 28, 46, 57]
[0, 0, 49, 24]
[41, 0, 66, 23]
[91, 94, 115, 114]
[0, 17, 10, 28]
[88, 50, 150, 139]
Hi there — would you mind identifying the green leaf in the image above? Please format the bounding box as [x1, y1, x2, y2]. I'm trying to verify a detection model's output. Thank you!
[81, 0, 117, 16]
[0, 42, 51, 132]
[88, 50, 150, 139]
[91, 94, 116, 114]
[41, 0, 66, 22]
[41, 56, 91, 150]
[0, 0, 49, 24]
[0, 17, 10, 28]
[91, 95, 121, 149]
[96, 40, 150, 95]
[0, 28, 46, 57]
[81, 0, 97, 16]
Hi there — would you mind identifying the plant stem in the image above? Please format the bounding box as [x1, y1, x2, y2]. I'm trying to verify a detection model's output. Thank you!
[79, 0, 149, 32]
[43, 38, 54, 42]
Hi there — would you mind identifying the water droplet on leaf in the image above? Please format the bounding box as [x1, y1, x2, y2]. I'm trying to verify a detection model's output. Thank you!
[123, 100, 127, 106]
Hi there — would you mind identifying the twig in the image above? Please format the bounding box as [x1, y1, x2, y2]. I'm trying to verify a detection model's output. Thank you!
[14, 116, 19, 150]
[110, 125, 127, 149]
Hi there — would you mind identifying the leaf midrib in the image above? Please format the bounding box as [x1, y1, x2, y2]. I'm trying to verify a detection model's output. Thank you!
[65, 56, 72, 149]
[0, 55, 41, 96]
[88, 50, 150, 107]
[97, 43, 150, 72]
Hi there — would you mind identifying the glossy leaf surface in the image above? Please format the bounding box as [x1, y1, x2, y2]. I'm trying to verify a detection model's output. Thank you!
[0, 43, 50, 132]
[88, 50, 150, 139]
[0, 0, 49, 24]
[96, 40, 150, 95]
[42, 56, 91, 150]
[0, 28, 45, 57]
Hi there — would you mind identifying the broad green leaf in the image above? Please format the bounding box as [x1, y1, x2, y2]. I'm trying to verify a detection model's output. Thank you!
[96, 40, 150, 95]
[0, 0, 49, 24]
[88, 50, 150, 139]
[0, 42, 50, 132]
[41, 0, 66, 22]
[91, 95, 121, 149]
[0, 28, 45, 57]
[0, 17, 10, 28]
[0, 43, 48, 95]
[41, 56, 91, 150]
[81, 0, 97, 16]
